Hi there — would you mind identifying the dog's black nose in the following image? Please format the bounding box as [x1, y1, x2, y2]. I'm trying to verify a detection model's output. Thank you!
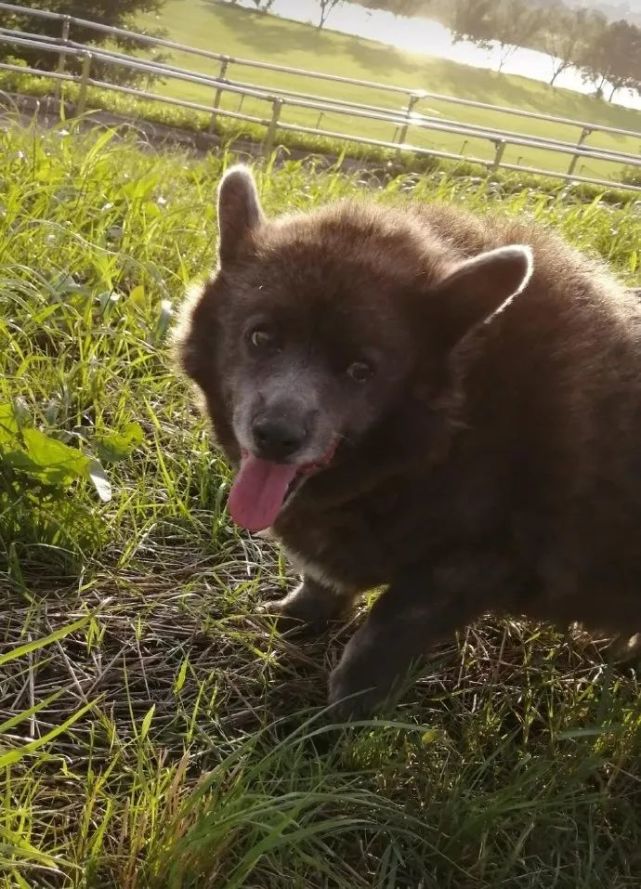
[252, 416, 307, 461]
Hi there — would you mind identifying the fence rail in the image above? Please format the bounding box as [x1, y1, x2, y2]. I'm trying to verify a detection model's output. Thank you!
[1, 1, 640, 192]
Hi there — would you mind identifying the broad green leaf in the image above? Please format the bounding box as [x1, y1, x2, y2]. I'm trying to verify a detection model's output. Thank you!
[95, 421, 143, 463]
[0, 402, 19, 447]
[421, 728, 440, 746]
[1, 423, 112, 499]
[2, 447, 53, 479]
[22, 427, 89, 484]
[129, 284, 146, 306]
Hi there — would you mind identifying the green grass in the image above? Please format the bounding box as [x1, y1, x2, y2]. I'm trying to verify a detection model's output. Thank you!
[2, 121, 641, 888]
[131, 0, 641, 180]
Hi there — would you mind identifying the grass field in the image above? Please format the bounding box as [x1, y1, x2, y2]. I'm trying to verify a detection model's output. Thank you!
[3, 122, 641, 888]
[4, 2, 641, 183]
[132, 1, 641, 180]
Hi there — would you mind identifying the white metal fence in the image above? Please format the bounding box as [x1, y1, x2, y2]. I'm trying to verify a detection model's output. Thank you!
[1, 1, 641, 192]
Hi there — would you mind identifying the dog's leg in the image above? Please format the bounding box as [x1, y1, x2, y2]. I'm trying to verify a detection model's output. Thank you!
[261, 575, 359, 633]
[328, 551, 516, 718]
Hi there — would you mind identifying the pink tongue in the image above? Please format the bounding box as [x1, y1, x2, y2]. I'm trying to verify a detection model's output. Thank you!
[228, 454, 299, 532]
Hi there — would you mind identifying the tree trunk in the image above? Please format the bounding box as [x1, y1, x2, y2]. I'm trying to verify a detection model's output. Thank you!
[608, 82, 619, 102]
[549, 64, 566, 86]
[497, 44, 515, 74]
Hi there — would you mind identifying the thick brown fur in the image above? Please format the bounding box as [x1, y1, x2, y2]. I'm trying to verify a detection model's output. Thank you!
[174, 166, 641, 717]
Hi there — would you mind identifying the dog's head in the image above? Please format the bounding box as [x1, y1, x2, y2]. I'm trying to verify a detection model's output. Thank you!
[175, 166, 533, 532]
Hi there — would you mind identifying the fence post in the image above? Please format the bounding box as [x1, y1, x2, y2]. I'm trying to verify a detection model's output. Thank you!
[491, 139, 506, 172]
[263, 97, 282, 157]
[54, 15, 71, 104]
[56, 15, 71, 76]
[567, 126, 592, 177]
[209, 55, 230, 133]
[75, 52, 92, 117]
[396, 90, 421, 146]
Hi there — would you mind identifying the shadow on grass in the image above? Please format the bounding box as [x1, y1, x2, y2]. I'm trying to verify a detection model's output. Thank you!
[197, 1, 423, 78]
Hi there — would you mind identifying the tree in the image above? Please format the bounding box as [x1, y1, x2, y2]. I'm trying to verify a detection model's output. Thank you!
[356, 0, 430, 13]
[542, 7, 606, 86]
[452, 0, 494, 50]
[490, 0, 546, 73]
[577, 18, 641, 101]
[317, 0, 346, 29]
[453, 0, 544, 71]
[1, 0, 167, 84]
[384, 0, 427, 12]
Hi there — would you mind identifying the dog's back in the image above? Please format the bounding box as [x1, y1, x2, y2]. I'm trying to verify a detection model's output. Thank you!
[443, 214, 641, 632]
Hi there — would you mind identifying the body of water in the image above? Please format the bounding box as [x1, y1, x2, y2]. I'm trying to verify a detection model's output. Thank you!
[236, 0, 641, 111]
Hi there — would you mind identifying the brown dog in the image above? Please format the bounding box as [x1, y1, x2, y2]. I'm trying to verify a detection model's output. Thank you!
[174, 165, 641, 718]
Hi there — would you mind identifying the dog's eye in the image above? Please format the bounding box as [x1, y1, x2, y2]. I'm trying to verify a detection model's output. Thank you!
[346, 361, 373, 383]
[249, 327, 274, 349]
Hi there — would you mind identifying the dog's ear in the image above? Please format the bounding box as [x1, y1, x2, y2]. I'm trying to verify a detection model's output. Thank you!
[217, 165, 264, 265]
[432, 245, 533, 348]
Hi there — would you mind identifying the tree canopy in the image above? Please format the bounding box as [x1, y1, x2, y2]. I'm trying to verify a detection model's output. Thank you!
[451, 0, 641, 100]
[1, 0, 167, 82]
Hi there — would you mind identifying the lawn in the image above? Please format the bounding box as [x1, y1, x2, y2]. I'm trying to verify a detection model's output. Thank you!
[130, 1, 641, 180]
[2, 122, 641, 888]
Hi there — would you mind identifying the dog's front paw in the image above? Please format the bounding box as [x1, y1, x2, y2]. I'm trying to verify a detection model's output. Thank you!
[257, 597, 289, 616]
[259, 580, 353, 635]
[327, 663, 387, 721]
[257, 596, 310, 633]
